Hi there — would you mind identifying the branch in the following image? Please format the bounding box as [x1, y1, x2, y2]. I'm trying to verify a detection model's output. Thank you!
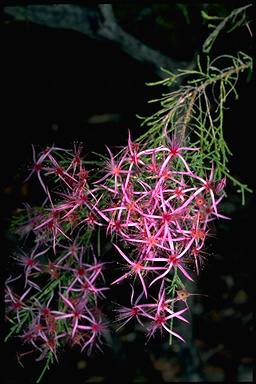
[4, 4, 194, 80]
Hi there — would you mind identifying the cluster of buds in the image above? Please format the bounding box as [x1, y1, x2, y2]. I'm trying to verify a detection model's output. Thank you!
[5, 133, 228, 371]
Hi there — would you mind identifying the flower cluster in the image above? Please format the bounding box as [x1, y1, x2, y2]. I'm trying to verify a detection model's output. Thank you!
[86, 135, 227, 339]
[88, 132, 228, 339]
[5, 134, 228, 376]
[114, 283, 190, 342]
[5, 244, 110, 364]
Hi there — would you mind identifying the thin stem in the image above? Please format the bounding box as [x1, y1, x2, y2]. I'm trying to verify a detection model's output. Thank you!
[168, 267, 178, 346]
[36, 352, 52, 383]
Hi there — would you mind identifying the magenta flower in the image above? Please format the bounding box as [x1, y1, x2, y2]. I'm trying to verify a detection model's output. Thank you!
[52, 293, 93, 338]
[145, 311, 187, 342]
[5, 284, 32, 324]
[36, 332, 66, 363]
[93, 145, 128, 195]
[24, 144, 72, 192]
[7, 131, 230, 362]
[44, 152, 78, 190]
[61, 257, 109, 302]
[13, 244, 49, 287]
[34, 189, 71, 253]
[24, 144, 49, 192]
[114, 285, 145, 330]
[76, 308, 110, 354]
[153, 137, 199, 174]
[147, 251, 194, 288]
[111, 243, 165, 298]
[176, 161, 224, 216]
[120, 217, 172, 255]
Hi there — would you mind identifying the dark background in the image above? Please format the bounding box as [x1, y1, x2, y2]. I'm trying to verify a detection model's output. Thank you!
[2, 4, 254, 383]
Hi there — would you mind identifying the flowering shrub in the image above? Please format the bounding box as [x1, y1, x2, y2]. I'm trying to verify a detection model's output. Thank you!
[5, 132, 230, 379]
[5, 6, 252, 381]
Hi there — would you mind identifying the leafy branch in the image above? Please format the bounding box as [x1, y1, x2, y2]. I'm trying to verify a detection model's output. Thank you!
[136, 6, 253, 204]
[201, 4, 252, 53]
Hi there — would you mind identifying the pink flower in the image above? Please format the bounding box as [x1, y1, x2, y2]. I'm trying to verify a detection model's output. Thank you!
[5, 284, 32, 324]
[52, 293, 93, 338]
[76, 308, 110, 354]
[13, 244, 48, 287]
[113, 285, 145, 331]
[111, 243, 165, 298]
[145, 308, 188, 342]
[93, 145, 128, 195]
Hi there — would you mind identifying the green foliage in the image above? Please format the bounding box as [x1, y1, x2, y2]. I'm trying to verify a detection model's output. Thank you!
[136, 6, 253, 204]
[201, 4, 252, 53]
[166, 267, 185, 345]
[36, 352, 54, 383]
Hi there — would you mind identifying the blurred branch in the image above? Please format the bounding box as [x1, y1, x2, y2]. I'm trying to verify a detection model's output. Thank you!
[201, 4, 252, 53]
[4, 4, 194, 80]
